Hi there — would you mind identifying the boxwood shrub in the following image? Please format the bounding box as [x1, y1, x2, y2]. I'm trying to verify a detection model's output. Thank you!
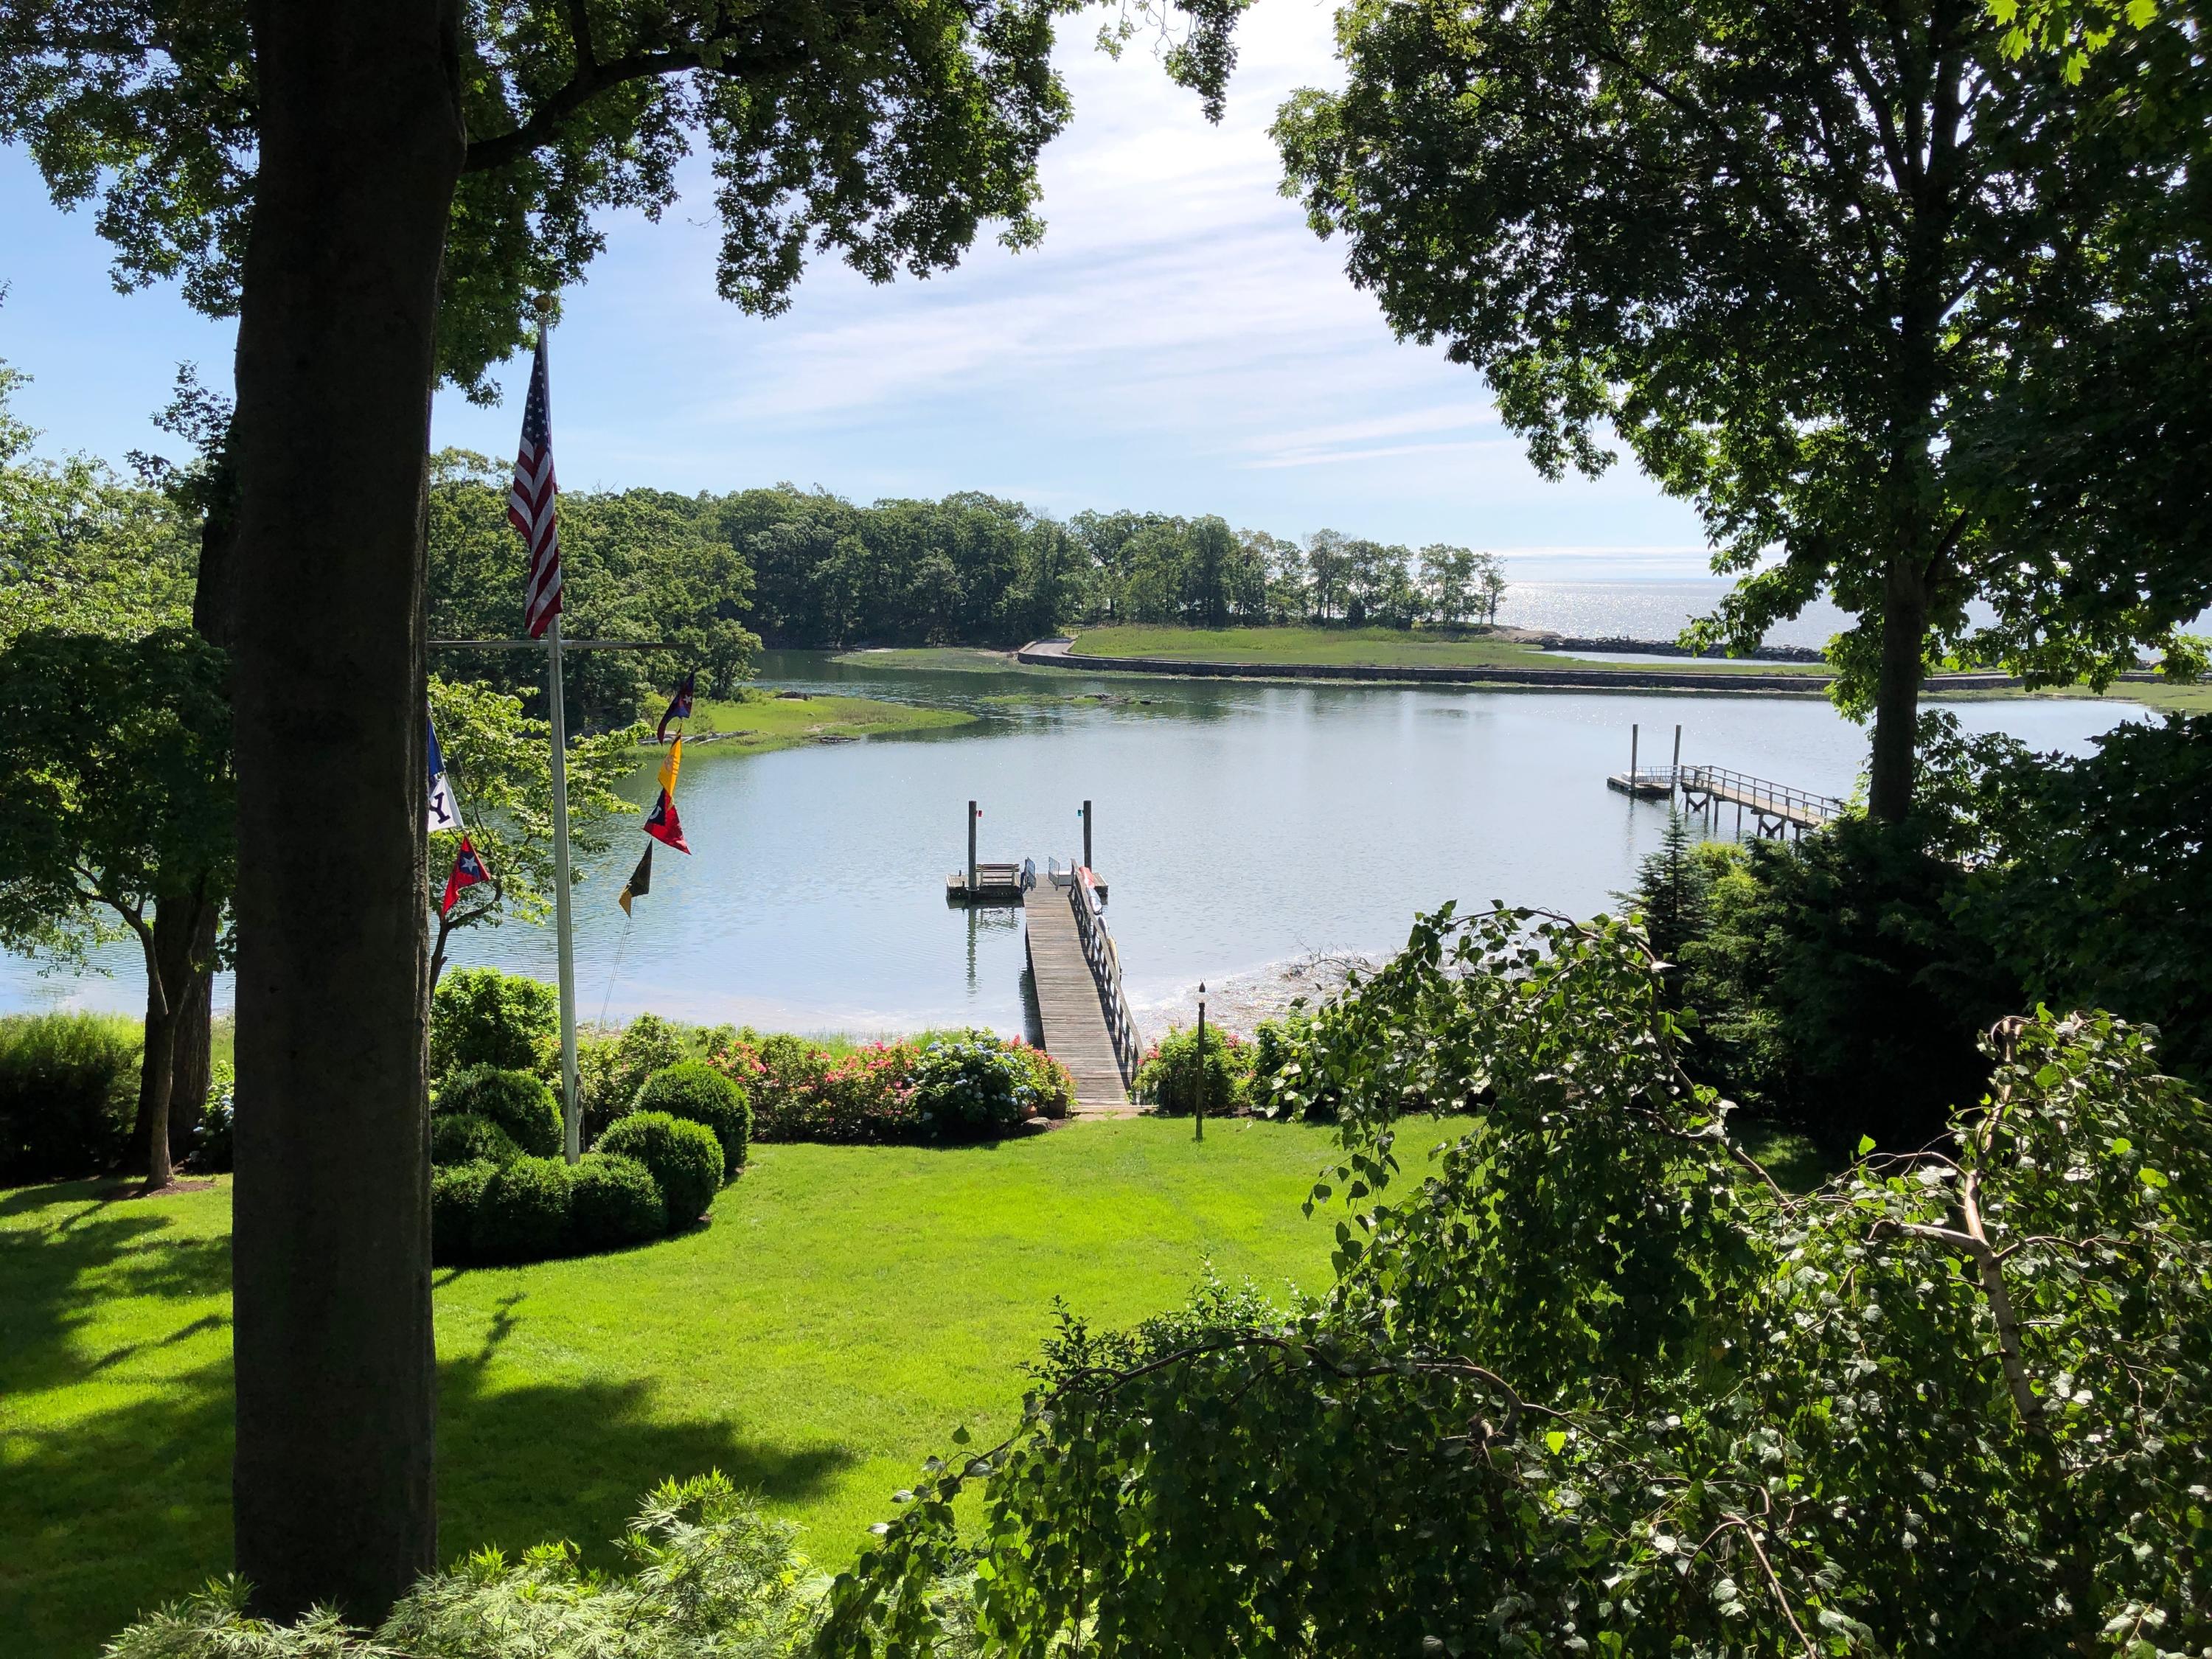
[569, 1152, 667, 1252]
[429, 1111, 521, 1169]
[429, 965, 557, 1078]
[631, 1060, 751, 1175]
[472, 1156, 575, 1263]
[437, 1064, 562, 1158]
[594, 1110, 721, 1232]
[431, 1158, 498, 1265]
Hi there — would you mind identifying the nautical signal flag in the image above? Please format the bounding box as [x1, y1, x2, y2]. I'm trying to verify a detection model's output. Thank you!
[426, 714, 465, 834]
[656, 672, 695, 744]
[617, 843, 653, 916]
[441, 835, 490, 916]
[658, 734, 682, 798]
[642, 789, 689, 853]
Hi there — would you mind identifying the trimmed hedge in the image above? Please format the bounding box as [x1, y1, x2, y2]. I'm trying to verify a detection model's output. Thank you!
[431, 1158, 498, 1263]
[430, 965, 557, 1078]
[632, 1060, 751, 1176]
[595, 1110, 721, 1232]
[569, 1152, 666, 1252]
[437, 1064, 562, 1158]
[473, 1157, 574, 1263]
[429, 1111, 521, 1169]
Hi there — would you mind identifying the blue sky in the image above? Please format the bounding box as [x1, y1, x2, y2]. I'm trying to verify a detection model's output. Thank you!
[0, 3, 1714, 579]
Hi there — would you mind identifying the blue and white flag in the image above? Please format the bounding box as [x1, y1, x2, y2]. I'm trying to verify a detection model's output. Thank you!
[426, 714, 465, 834]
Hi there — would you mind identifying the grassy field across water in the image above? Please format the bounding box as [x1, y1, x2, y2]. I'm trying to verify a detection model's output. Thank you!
[677, 692, 976, 751]
[0, 1118, 1334, 1658]
[1064, 624, 1834, 675]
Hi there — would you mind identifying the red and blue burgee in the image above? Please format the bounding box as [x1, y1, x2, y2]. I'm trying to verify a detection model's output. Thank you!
[642, 790, 689, 854]
[441, 835, 490, 915]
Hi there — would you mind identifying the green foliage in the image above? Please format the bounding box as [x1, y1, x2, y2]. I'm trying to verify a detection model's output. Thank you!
[3, 0, 1252, 404]
[471, 1157, 576, 1265]
[0, 359, 197, 648]
[0, 1011, 140, 1183]
[904, 1034, 1039, 1141]
[429, 967, 557, 1080]
[1135, 1023, 1251, 1116]
[632, 1060, 751, 1177]
[427, 1113, 523, 1171]
[580, 1013, 693, 1141]
[0, 627, 234, 978]
[428, 459, 756, 725]
[1619, 811, 1718, 980]
[822, 906, 2212, 1656]
[102, 1475, 815, 1658]
[1676, 818, 2020, 1152]
[1274, 0, 2212, 799]
[594, 1111, 722, 1233]
[1250, 1009, 1332, 1121]
[1947, 712, 2212, 1084]
[567, 1152, 667, 1254]
[430, 1159, 499, 1267]
[435, 1065, 563, 1161]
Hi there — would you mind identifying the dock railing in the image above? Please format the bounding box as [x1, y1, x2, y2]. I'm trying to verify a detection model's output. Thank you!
[1069, 866, 1144, 1088]
[1676, 765, 1848, 829]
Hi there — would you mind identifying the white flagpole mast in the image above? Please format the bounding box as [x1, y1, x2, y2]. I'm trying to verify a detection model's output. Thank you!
[548, 611, 580, 1163]
[535, 303, 582, 1165]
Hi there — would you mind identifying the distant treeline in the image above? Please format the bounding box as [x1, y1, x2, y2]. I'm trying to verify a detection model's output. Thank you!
[425, 459, 1512, 710]
[721, 488, 1506, 648]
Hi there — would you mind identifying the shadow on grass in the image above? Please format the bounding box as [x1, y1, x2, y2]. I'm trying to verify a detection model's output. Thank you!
[0, 1180, 232, 1397]
[3, 1223, 856, 1659]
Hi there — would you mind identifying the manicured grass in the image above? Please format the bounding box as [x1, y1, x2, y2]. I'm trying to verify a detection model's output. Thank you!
[678, 692, 977, 750]
[0, 1118, 1333, 1657]
[1065, 624, 1832, 675]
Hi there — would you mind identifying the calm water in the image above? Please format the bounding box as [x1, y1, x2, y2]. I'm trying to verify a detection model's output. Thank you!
[1, 649, 2135, 1039]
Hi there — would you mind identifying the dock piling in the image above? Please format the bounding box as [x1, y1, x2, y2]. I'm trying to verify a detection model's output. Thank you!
[1081, 799, 1093, 871]
[967, 800, 978, 891]
[1630, 723, 1639, 782]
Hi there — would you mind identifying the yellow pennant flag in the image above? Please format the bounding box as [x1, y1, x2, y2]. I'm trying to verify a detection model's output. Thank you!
[657, 734, 682, 798]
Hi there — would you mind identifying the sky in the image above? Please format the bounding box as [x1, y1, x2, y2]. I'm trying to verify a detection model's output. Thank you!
[0, 3, 1716, 580]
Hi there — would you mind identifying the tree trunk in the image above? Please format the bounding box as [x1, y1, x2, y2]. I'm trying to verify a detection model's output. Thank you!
[229, 0, 462, 1623]
[168, 917, 218, 1158]
[1865, 556, 1930, 824]
[139, 990, 181, 1192]
[133, 896, 213, 1175]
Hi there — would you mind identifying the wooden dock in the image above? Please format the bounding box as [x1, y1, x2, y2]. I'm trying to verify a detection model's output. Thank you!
[1024, 875, 1141, 1116]
[1680, 765, 1845, 835]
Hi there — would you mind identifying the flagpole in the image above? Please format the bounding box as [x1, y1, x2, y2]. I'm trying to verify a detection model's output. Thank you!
[547, 613, 581, 1163]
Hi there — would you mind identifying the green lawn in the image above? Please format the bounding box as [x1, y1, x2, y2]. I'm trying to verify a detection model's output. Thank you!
[0, 1119, 1333, 1658]
[1065, 624, 1833, 675]
[677, 692, 976, 750]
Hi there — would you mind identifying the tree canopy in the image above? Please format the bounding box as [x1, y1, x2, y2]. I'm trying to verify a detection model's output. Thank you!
[1, 0, 1254, 400]
[1276, 0, 2212, 818]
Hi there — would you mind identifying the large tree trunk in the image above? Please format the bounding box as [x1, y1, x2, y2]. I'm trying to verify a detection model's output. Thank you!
[1865, 555, 1930, 824]
[229, 0, 462, 1623]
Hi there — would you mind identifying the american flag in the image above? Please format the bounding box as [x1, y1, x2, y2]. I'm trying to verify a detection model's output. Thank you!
[510, 335, 562, 639]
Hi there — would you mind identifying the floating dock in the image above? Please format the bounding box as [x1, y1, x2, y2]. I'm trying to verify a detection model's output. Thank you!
[945, 861, 1031, 905]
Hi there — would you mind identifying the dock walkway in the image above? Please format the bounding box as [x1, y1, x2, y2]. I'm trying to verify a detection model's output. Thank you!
[1024, 879, 1139, 1116]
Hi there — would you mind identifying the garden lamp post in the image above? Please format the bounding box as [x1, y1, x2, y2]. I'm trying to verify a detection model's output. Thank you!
[1194, 981, 1206, 1143]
